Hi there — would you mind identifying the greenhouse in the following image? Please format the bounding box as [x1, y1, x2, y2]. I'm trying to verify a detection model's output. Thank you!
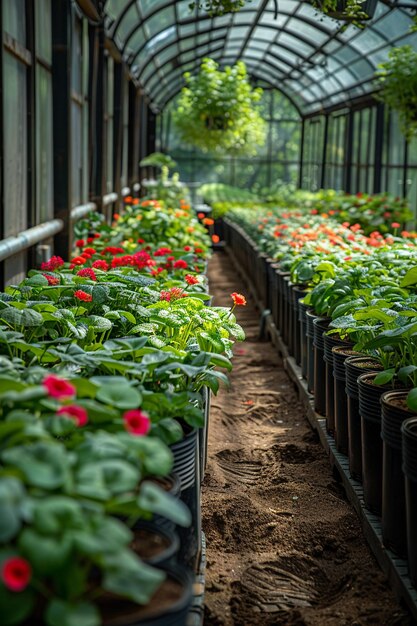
[2, 0, 417, 624]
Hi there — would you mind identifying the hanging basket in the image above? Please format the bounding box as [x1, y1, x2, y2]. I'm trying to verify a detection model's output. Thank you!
[324, 0, 377, 21]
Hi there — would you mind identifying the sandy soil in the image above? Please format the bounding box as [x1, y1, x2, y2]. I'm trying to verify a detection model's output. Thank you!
[202, 250, 414, 626]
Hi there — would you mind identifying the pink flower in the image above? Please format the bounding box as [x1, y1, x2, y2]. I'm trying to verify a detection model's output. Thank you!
[391, 222, 401, 228]
[1, 558, 32, 592]
[57, 404, 88, 427]
[43, 375, 76, 400]
[123, 410, 151, 435]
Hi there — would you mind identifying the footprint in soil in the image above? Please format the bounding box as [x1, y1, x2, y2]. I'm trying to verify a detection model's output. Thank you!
[273, 443, 317, 464]
[215, 449, 263, 486]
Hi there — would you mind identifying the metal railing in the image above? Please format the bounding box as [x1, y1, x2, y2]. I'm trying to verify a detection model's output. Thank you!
[70, 202, 97, 222]
[0, 219, 64, 263]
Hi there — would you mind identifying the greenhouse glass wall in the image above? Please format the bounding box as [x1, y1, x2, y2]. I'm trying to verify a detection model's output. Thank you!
[3, 2, 417, 625]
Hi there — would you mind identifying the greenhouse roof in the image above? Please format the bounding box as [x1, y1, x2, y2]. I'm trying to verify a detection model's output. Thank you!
[103, 0, 417, 114]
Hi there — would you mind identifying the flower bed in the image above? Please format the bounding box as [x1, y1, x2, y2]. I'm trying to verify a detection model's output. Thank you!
[0, 196, 245, 626]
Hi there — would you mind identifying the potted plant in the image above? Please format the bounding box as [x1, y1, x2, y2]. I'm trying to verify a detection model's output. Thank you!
[173, 58, 266, 156]
[312, 0, 377, 28]
[375, 45, 417, 141]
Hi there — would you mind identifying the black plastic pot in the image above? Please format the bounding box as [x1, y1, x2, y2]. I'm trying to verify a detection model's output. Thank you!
[332, 347, 362, 457]
[401, 417, 417, 586]
[101, 564, 194, 626]
[306, 310, 319, 394]
[131, 521, 180, 567]
[277, 271, 290, 336]
[170, 429, 201, 569]
[283, 276, 292, 350]
[358, 372, 393, 516]
[323, 334, 353, 440]
[345, 357, 382, 482]
[199, 387, 211, 483]
[381, 391, 415, 557]
[150, 474, 181, 533]
[298, 300, 310, 380]
[313, 317, 331, 416]
[267, 262, 280, 328]
[291, 285, 307, 366]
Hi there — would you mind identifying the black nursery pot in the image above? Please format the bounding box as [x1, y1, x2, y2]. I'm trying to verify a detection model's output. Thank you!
[277, 271, 290, 336]
[150, 474, 181, 533]
[170, 428, 201, 570]
[345, 357, 382, 483]
[131, 521, 180, 567]
[323, 334, 353, 440]
[298, 300, 310, 380]
[313, 317, 331, 416]
[358, 372, 394, 516]
[101, 564, 194, 626]
[401, 417, 417, 586]
[331, 346, 360, 455]
[381, 391, 415, 557]
[283, 277, 292, 351]
[305, 310, 319, 393]
[291, 285, 307, 366]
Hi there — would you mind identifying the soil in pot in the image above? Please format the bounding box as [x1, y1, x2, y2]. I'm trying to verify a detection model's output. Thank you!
[101, 566, 192, 626]
[131, 524, 179, 567]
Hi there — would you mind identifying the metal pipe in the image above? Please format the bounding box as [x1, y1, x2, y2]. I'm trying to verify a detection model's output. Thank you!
[103, 192, 118, 206]
[121, 187, 131, 196]
[0, 219, 64, 263]
[70, 202, 97, 222]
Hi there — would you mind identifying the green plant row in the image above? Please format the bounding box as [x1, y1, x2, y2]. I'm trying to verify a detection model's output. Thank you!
[0, 196, 245, 626]
[227, 204, 417, 409]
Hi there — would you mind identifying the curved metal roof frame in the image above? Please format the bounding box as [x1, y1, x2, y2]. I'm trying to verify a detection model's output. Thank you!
[103, 0, 417, 114]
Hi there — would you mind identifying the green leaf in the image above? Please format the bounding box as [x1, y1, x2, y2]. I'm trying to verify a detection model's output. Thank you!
[45, 600, 100, 626]
[24, 274, 49, 286]
[103, 550, 164, 604]
[373, 369, 395, 386]
[400, 267, 417, 288]
[407, 387, 417, 413]
[2, 442, 70, 489]
[96, 383, 142, 409]
[138, 481, 191, 527]
[19, 528, 73, 574]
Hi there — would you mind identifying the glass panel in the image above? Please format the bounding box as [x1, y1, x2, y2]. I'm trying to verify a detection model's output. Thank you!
[36, 0, 52, 62]
[117, 4, 139, 41]
[106, 58, 114, 193]
[144, 7, 176, 39]
[140, 0, 168, 16]
[105, 0, 131, 21]
[36, 66, 53, 221]
[3, 0, 26, 44]
[3, 52, 27, 236]
[72, 16, 82, 94]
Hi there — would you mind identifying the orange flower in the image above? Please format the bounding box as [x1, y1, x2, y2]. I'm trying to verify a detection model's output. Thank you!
[212, 234, 220, 243]
[203, 217, 215, 226]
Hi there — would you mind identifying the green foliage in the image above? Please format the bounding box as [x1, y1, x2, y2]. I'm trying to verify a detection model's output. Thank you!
[174, 58, 266, 155]
[139, 152, 177, 171]
[312, 0, 375, 29]
[189, 0, 249, 16]
[375, 46, 417, 140]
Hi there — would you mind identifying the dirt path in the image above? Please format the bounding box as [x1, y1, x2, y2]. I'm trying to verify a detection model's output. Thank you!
[202, 250, 414, 626]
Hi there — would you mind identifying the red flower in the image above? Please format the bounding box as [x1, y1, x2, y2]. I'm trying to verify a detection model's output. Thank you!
[93, 233, 100, 239]
[160, 287, 186, 302]
[75, 239, 85, 247]
[137, 238, 145, 244]
[102, 246, 125, 256]
[123, 409, 151, 435]
[113, 213, 120, 220]
[43, 274, 60, 285]
[160, 290, 171, 302]
[184, 245, 191, 251]
[391, 222, 401, 228]
[71, 256, 87, 266]
[77, 268, 97, 281]
[151, 267, 164, 276]
[43, 375, 75, 399]
[1, 558, 32, 592]
[83, 247, 97, 256]
[231, 292, 246, 306]
[212, 234, 220, 243]
[74, 290, 93, 302]
[40, 256, 64, 271]
[154, 247, 172, 257]
[87, 237, 95, 244]
[194, 247, 203, 254]
[185, 274, 199, 285]
[57, 404, 88, 427]
[197, 212, 205, 219]
[92, 260, 109, 271]
[173, 259, 188, 270]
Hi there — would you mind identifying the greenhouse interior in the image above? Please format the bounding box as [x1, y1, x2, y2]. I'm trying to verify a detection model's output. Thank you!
[3, 0, 417, 625]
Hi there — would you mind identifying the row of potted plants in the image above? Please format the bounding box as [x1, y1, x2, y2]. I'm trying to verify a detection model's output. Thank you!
[223, 204, 417, 587]
[0, 196, 245, 625]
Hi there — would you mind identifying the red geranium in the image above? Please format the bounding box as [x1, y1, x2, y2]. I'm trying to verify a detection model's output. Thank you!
[43, 274, 60, 285]
[77, 268, 97, 281]
[75, 239, 85, 247]
[92, 260, 109, 271]
[57, 405, 88, 427]
[1, 557, 32, 592]
[231, 292, 246, 306]
[123, 410, 151, 435]
[41, 256, 64, 271]
[185, 274, 199, 285]
[74, 290, 93, 302]
[43, 375, 76, 399]
[173, 259, 188, 270]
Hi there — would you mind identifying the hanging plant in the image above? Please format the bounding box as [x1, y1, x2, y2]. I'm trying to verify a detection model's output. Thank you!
[375, 45, 417, 141]
[188, 0, 250, 16]
[312, 0, 377, 29]
[173, 58, 266, 156]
